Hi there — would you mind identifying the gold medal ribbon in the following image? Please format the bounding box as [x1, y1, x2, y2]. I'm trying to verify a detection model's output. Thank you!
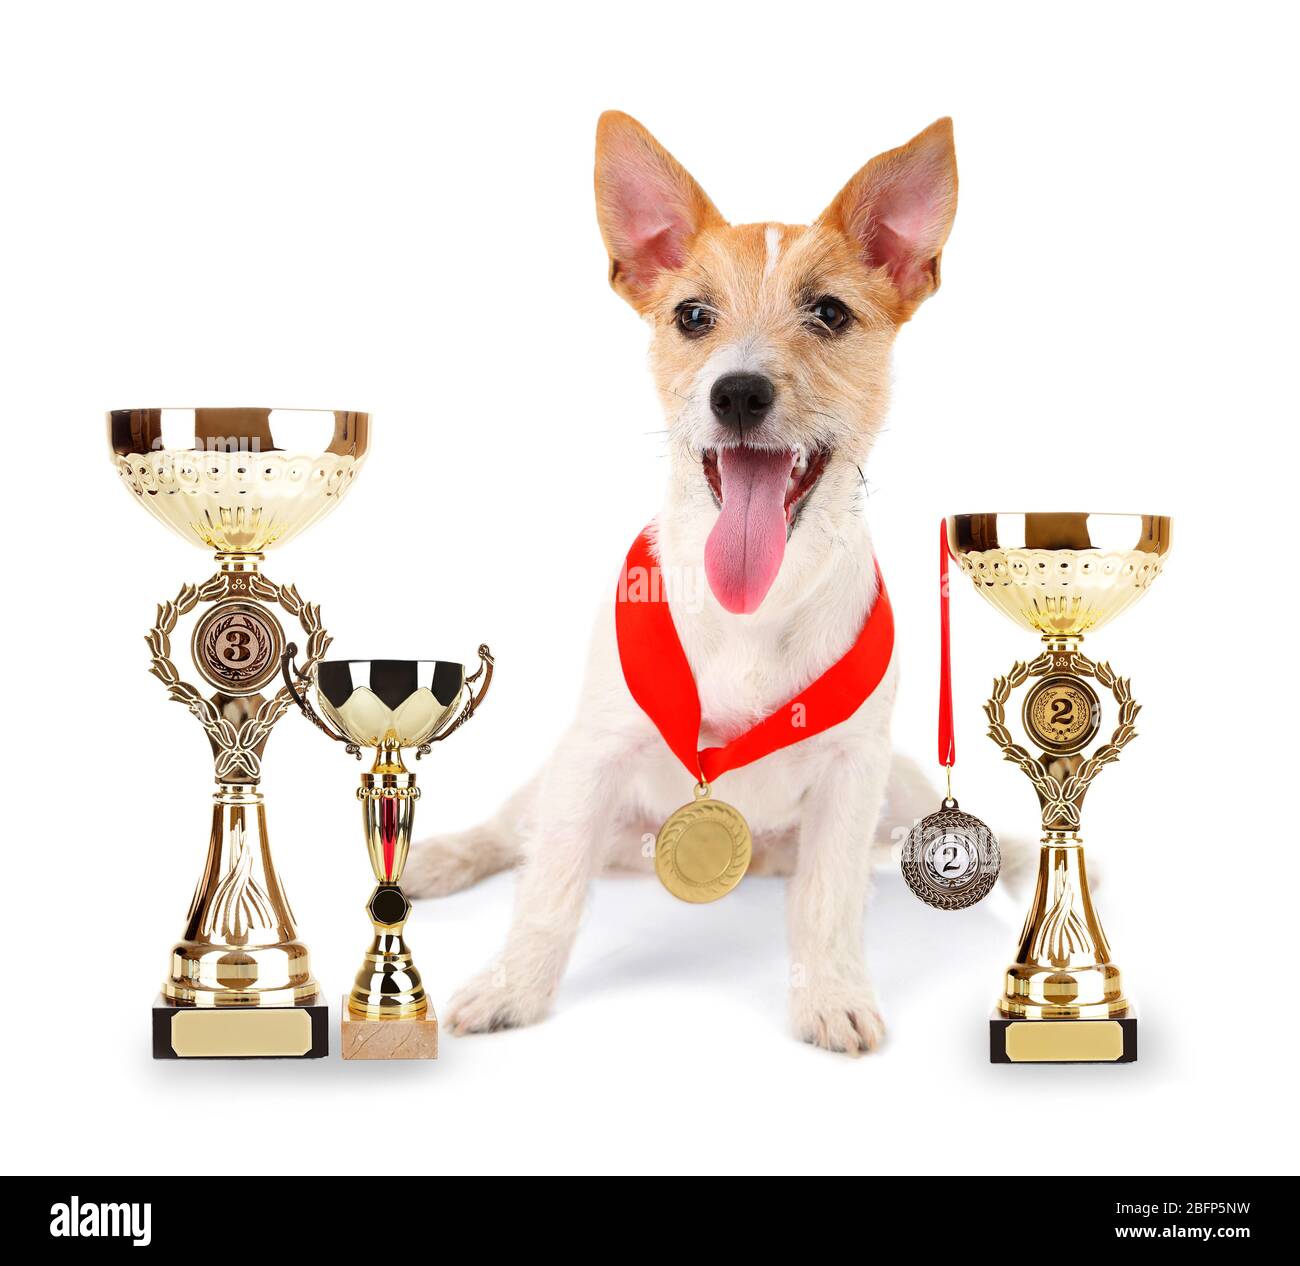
[616, 525, 895, 901]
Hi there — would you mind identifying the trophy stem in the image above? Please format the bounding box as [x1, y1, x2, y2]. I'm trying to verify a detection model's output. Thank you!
[213, 550, 265, 575]
[144, 559, 335, 1055]
[999, 830, 1126, 1019]
[164, 785, 319, 1007]
[349, 752, 427, 1020]
[984, 640, 1142, 1057]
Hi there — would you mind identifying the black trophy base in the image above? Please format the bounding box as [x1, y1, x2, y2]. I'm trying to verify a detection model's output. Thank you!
[152, 995, 330, 1059]
[990, 1006, 1137, 1064]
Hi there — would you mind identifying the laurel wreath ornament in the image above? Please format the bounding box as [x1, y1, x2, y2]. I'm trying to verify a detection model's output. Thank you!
[146, 571, 331, 782]
[984, 651, 1140, 829]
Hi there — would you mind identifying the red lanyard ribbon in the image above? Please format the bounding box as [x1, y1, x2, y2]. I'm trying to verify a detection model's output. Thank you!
[938, 519, 955, 770]
[615, 526, 895, 785]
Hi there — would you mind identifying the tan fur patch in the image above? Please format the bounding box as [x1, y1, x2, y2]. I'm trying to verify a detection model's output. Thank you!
[594, 110, 957, 470]
[642, 219, 903, 462]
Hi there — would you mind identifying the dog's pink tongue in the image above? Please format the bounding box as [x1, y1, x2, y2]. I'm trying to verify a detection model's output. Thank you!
[704, 447, 791, 614]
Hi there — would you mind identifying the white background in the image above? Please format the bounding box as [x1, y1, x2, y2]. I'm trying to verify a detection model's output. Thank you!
[2, 1, 1296, 1176]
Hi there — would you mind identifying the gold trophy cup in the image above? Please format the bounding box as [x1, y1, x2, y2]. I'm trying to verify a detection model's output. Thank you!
[110, 407, 368, 1058]
[947, 512, 1171, 1064]
[283, 648, 493, 1060]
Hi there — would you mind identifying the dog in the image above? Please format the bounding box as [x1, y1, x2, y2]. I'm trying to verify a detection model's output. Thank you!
[406, 111, 963, 1053]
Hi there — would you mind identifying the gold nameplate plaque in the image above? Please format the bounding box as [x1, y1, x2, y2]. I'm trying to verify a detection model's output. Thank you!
[169, 1009, 315, 1059]
[1001, 1019, 1126, 1063]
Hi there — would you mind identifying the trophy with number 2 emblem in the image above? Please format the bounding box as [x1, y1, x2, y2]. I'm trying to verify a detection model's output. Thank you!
[948, 512, 1171, 1064]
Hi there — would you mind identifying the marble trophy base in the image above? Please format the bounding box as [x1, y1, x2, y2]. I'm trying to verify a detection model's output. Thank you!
[340, 997, 439, 1061]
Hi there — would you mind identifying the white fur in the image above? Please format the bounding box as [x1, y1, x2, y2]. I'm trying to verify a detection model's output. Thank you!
[405, 375, 960, 1053]
[402, 116, 1012, 1053]
[763, 224, 782, 279]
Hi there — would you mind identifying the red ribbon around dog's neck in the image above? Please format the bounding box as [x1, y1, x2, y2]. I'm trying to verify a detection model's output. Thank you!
[615, 525, 895, 785]
[938, 520, 955, 770]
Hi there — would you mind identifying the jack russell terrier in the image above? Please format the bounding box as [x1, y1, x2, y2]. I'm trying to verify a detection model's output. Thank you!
[407, 111, 967, 1053]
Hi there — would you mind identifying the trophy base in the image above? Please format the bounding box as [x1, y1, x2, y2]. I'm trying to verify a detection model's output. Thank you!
[990, 1006, 1137, 1064]
[152, 995, 330, 1060]
[340, 996, 439, 1061]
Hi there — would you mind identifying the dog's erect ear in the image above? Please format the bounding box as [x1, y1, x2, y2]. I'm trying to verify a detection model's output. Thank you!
[818, 118, 957, 318]
[595, 111, 725, 309]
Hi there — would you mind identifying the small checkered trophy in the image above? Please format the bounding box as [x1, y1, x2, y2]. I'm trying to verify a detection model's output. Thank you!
[282, 649, 493, 1059]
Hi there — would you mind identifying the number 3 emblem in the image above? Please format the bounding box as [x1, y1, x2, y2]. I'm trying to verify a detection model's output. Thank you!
[191, 600, 286, 695]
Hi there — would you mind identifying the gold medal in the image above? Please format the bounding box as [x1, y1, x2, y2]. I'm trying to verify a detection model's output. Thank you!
[617, 528, 894, 907]
[655, 782, 752, 903]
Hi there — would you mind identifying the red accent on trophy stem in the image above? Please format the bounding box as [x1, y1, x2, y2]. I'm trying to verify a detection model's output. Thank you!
[379, 796, 399, 879]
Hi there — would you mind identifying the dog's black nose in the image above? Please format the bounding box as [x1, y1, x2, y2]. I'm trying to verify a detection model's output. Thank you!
[710, 373, 775, 432]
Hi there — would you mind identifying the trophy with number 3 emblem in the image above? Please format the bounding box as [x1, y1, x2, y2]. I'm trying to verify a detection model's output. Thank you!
[110, 407, 368, 1059]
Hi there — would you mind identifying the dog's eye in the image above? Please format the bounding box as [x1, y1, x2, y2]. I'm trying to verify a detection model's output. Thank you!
[675, 303, 716, 338]
[807, 296, 852, 335]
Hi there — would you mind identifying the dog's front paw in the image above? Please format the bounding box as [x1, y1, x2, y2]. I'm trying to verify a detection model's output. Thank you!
[791, 978, 885, 1056]
[446, 966, 553, 1035]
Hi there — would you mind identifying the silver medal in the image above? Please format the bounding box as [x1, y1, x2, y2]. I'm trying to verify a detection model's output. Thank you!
[901, 799, 1000, 910]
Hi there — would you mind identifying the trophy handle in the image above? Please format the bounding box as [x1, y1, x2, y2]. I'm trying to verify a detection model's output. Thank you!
[280, 642, 362, 758]
[416, 643, 494, 758]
